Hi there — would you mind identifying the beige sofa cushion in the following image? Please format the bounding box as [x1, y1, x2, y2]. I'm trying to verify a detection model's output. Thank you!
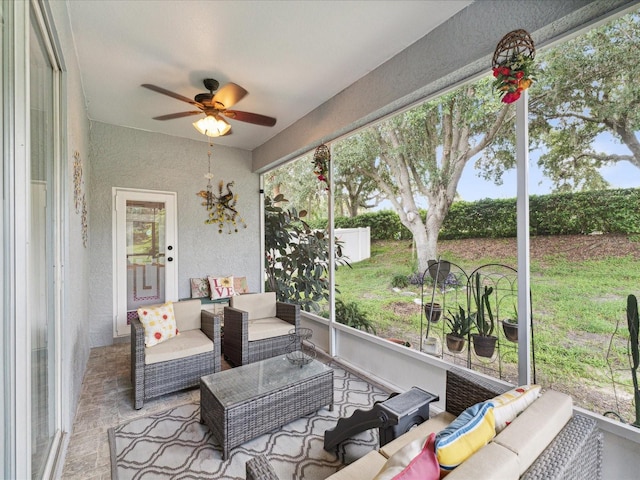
[144, 329, 213, 365]
[173, 298, 202, 331]
[230, 292, 277, 320]
[446, 442, 519, 480]
[379, 411, 455, 458]
[248, 317, 294, 341]
[327, 451, 388, 480]
[492, 390, 573, 475]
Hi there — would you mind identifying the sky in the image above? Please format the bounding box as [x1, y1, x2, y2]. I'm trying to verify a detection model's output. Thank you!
[457, 158, 638, 202]
[457, 131, 639, 202]
[371, 131, 639, 211]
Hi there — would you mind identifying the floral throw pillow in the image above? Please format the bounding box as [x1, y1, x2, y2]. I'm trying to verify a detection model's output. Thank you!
[233, 276, 250, 294]
[137, 302, 179, 347]
[190, 277, 210, 298]
[207, 275, 235, 300]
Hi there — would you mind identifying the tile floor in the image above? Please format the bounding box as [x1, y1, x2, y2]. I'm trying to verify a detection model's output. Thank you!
[61, 343, 232, 479]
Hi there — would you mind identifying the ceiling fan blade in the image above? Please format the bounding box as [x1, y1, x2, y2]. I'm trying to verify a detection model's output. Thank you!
[141, 84, 202, 107]
[152, 111, 202, 121]
[212, 82, 248, 109]
[223, 110, 277, 127]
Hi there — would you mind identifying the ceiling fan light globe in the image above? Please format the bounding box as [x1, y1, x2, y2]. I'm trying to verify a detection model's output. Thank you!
[193, 115, 231, 137]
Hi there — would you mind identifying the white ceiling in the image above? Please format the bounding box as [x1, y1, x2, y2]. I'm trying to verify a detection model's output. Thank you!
[67, 0, 472, 151]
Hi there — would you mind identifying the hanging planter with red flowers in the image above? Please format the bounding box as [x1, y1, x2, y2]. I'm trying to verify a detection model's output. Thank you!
[492, 29, 536, 104]
[312, 144, 330, 190]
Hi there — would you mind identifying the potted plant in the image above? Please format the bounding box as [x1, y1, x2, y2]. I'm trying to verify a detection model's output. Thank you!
[424, 302, 442, 323]
[445, 306, 473, 353]
[502, 305, 518, 343]
[471, 273, 497, 358]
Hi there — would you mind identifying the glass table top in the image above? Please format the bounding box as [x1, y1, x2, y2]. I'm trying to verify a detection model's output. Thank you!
[201, 354, 333, 407]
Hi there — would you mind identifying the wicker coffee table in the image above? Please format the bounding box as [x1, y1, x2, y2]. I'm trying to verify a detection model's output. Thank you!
[200, 353, 334, 459]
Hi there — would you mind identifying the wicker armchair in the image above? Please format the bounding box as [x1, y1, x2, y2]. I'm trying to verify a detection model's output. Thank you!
[223, 292, 300, 366]
[131, 298, 221, 409]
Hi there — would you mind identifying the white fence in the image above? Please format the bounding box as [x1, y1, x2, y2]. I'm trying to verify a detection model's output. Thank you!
[335, 227, 370, 263]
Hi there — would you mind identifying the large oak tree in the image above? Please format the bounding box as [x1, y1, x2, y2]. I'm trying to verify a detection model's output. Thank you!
[333, 80, 514, 273]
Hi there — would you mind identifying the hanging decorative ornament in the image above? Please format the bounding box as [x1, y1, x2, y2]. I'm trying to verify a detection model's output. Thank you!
[196, 139, 247, 233]
[492, 29, 536, 104]
[312, 143, 330, 190]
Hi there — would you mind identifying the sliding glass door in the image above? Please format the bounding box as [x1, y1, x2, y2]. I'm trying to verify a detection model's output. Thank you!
[29, 4, 60, 478]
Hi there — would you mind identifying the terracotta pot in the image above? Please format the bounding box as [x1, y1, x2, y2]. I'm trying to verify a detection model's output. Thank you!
[472, 334, 497, 358]
[502, 320, 518, 342]
[424, 303, 442, 323]
[446, 333, 466, 353]
[387, 337, 411, 348]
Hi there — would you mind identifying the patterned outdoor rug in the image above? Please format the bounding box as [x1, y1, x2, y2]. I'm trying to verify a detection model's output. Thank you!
[108, 365, 389, 479]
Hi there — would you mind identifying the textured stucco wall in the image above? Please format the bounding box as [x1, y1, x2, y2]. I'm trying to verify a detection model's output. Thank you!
[253, 0, 638, 172]
[88, 122, 259, 346]
[49, 1, 93, 435]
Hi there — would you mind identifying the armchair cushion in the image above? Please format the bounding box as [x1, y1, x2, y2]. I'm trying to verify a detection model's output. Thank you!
[172, 298, 202, 331]
[248, 317, 296, 341]
[137, 302, 179, 347]
[230, 291, 277, 319]
[144, 329, 214, 365]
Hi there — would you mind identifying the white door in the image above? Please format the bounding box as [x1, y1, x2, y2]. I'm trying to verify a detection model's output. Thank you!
[113, 189, 178, 337]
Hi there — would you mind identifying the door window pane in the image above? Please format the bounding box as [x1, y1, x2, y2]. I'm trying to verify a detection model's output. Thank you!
[126, 201, 166, 317]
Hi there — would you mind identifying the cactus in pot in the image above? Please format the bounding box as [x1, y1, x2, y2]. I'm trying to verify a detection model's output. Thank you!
[627, 294, 640, 427]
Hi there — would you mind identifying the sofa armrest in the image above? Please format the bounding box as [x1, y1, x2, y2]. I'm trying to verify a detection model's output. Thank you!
[201, 310, 222, 372]
[276, 301, 300, 327]
[224, 306, 249, 365]
[246, 454, 279, 480]
[520, 414, 602, 480]
[130, 318, 146, 409]
[201, 310, 221, 342]
[446, 367, 511, 416]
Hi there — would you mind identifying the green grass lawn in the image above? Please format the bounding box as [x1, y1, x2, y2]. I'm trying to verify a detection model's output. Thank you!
[334, 238, 640, 420]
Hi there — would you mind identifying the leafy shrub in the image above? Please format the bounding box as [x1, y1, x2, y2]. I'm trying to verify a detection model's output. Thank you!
[335, 299, 376, 334]
[264, 195, 350, 313]
[311, 188, 640, 241]
[391, 274, 410, 289]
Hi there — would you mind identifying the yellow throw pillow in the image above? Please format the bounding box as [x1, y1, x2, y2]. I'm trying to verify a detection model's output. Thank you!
[435, 401, 495, 473]
[491, 384, 541, 432]
[137, 302, 179, 347]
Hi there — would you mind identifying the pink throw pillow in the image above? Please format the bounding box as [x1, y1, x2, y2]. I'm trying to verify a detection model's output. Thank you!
[374, 432, 439, 480]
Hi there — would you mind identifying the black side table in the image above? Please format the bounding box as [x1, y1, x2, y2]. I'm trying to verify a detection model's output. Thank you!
[378, 386, 439, 446]
[324, 386, 439, 451]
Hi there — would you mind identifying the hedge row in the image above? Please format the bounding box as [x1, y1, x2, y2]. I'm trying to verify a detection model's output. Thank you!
[308, 188, 640, 240]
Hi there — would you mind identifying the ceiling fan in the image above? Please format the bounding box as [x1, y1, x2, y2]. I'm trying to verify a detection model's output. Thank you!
[141, 78, 276, 137]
